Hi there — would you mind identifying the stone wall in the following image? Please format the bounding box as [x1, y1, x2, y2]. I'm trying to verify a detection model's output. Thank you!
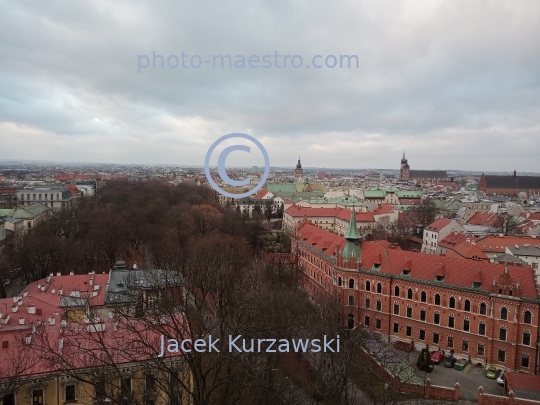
[359, 347, 460, 402]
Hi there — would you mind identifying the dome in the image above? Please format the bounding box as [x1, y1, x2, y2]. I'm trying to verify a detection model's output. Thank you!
[296, 159, 302, 169]
[517, 191, 527, 198]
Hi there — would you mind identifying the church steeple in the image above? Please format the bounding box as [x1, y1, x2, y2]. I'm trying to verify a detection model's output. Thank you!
[294, 156, 304, 183]
[342, 206, 362, 260]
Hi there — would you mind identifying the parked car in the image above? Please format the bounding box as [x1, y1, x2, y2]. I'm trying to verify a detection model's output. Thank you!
[497, 370, 505, 386]
[486, 365, 498, 379]
[444, 357, 457, 368]
[430, 351, 444, 364]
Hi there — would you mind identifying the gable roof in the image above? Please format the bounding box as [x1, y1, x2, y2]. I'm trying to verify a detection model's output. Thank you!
[296, 223, 538, 299]
[478, 235, 540, 253]
[467, 211, 499, 226]
[483, 174, 540, 189]
[425, 218, 451, 232]
[409, 170, 448, 179]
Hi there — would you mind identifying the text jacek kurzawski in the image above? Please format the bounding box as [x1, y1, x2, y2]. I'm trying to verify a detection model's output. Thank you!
[158, 334, 340, 356]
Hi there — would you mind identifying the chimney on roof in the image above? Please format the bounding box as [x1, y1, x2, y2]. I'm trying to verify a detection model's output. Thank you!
[19, 318, 25, 325]
[69, 271, 74, 276]
[48, 317, 55, 326]
[12, 305, 18, 313]
[56, 272, 61, 276]
[27, 305, 35, 314]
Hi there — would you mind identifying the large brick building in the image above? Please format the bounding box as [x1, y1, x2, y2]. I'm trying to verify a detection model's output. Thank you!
[399, 153, 449, 185]
[291, 211, 540, 374]
[479, 171, 540, 197]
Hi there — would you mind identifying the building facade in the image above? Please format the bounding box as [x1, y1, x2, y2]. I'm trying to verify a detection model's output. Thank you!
[479, 171, 540, 197]
[17, 187, 76, 210]
[290, 213, 540, 374]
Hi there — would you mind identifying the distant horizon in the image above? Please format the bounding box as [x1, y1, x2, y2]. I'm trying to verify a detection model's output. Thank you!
[1, 159, 539, 176]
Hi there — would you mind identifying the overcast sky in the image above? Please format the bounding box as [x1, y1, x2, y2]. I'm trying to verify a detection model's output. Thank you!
[1, 0, 539, 171]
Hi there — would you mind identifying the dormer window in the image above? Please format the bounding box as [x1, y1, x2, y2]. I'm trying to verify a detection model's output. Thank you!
[472, 281, 482, 288]
[435, 275, 444, 282]
[402, 269, 411, 276]
[372, 263, 381, 271]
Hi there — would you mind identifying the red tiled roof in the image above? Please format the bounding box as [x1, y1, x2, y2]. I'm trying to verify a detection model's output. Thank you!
[253, 189, 268, 200]
[445, 239, 488, 260]
[506, 372, 540, 393]
[374, 204, 394, 215]
[478, 235, 540, 253]
[296, 222, 538, 299]
[438, 232, 467, 249]
[425, 218, 451, 232]
[283, 199, 294, 204]
[467, 211, 499, 226]
[399, 199, 422, 205]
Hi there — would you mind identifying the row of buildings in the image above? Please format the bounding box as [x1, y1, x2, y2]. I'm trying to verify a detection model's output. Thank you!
[290, 209, 540, 376]
[0, 261, 190, 405]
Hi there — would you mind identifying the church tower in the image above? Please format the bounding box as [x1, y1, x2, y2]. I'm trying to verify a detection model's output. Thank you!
[400, 152, 410, 180]
[294, 157, 304, 183]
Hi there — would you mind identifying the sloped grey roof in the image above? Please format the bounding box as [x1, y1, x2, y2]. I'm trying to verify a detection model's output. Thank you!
[105, 268, 185, 305]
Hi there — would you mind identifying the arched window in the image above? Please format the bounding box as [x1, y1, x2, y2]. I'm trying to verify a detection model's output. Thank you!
[394, 286, 400, 297]
[408, 288, 413, 300]
[338, 277, 342, 287]
[377, 283, 382, 294]
[420, 291, 427, 302]
[434, 294, 441, 306]
[524, 310, 532, 324]
[349, 278, 355, 289]
[449, 297, 456, 309]
[464, 300, 471, 312]
[501, 307, 508, 320]
[479, 302, 487, 315]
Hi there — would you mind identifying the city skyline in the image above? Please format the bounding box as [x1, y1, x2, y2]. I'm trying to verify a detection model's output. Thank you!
[1, 1, 540, 171]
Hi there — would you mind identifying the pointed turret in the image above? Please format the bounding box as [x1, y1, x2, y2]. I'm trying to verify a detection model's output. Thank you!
[342, 207, 362, 261]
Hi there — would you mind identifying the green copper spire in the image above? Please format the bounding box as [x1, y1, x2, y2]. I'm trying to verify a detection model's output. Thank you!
[344, 207, 361, 240]
[342, 207, 362, 260]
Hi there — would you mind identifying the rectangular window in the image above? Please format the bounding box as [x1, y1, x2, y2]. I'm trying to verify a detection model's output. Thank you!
[498, 349, 505, 363]
[499, 328, 507, 341]
[433, 333, 439, 344]
[32, 389, 44, 405]
[364, 315, 370, 326]
[462, 340, 469, 352]
[463, 319, 470, 332]
[2, 393, 15, 405]
[393, 303, 399, 315]
[523, 332, 531, 346]
[146, 374, 155, 391]
[376, 319, 381, 329]
[448, 316, 455, 328]
[447, 336, 453, 348]
[65, 384, 76, 401]
[419, 329, 425, 340]
[420, 309, 426, 322]
[434, 312, 440, 325]
[406, 307, 412, 318]
[477, 343, 485, 356]
[365, 298, 370, 309]
[479, 323, 486, 335]
[521, 354, 529, 368]
[406, 326, 412, 337]
[95, 381, 106, 398]
[348, 295, 354, 306]
[20, 194, 24, 201]
[376, 300, 382, 311]
[33, 194, 36, 201]
[393, 322, 399, 333]
[121, 377, 131, 398]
